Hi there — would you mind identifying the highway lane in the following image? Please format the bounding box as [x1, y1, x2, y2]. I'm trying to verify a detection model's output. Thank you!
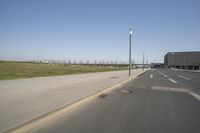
[33, 69, 200, 133]
[157, 69, 200, 94]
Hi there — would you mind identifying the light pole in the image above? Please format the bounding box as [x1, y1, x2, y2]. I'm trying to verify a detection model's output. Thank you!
[129, 28, 132, 76]
[143, 52, 145, 71]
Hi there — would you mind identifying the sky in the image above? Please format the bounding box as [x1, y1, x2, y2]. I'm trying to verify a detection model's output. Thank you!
[0, 0, 200, 63]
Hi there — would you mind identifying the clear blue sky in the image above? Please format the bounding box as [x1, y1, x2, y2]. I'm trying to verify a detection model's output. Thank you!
[0, 0, 200, 63]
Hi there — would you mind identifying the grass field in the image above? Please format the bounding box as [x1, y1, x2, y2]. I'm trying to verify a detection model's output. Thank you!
[0, 61, 127, 80]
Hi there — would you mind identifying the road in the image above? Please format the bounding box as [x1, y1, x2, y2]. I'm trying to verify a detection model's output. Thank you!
[33, 68, 200, 133]
[0, 69, 145, 132]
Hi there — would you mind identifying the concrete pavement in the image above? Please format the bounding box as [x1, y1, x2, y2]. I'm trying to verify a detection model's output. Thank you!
[33, 69, 200, 133]
[0, 69, 145, 132]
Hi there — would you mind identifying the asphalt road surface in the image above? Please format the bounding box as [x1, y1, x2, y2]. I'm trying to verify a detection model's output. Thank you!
[33, 68, 200, 133]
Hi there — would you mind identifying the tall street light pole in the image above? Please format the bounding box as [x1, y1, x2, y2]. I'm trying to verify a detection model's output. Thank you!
[129, 28, 132, 76]
[143, 52, 145, 71]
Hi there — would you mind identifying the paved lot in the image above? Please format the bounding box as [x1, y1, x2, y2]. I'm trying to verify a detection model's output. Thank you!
[0, 69, 144, 132]
[34, 69, 200, 133]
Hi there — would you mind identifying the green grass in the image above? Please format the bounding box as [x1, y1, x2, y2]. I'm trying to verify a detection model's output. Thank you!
[0, 61, 127, 80]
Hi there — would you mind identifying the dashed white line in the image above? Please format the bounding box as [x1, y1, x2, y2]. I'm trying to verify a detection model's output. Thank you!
[169, 78, 178, 84]
[158, 71, 164, 75]
[156, 70, 168, 78]
[163, 74, 167, 78]
[150, 74, 153, 78]
[189, 92, 200, 101]
[178, 76, 190, 80]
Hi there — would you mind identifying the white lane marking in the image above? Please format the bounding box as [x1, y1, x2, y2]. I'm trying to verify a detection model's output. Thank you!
[150, 74, 153, 78]
[151, 86, 191, 93]
[158, 71, 164, 75]
[120, 90, 131, 93]
[178, 76, 190, 80]
[169, 78, 178, 84]
[151, 86, 200, 102]
[156, 70, 168, 78]
[189, 92, 200, 101]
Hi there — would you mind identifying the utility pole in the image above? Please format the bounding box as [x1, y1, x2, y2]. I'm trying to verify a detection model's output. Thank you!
[143, 52, 145, 71]
[129, 28, 132, 76]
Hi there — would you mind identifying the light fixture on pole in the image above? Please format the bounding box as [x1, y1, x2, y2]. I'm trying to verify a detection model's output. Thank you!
[129, 28, 132, 76]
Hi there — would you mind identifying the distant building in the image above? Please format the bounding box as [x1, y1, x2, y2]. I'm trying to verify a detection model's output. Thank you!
[151, 63, 164, 68]
[164, 51, 200, 70]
